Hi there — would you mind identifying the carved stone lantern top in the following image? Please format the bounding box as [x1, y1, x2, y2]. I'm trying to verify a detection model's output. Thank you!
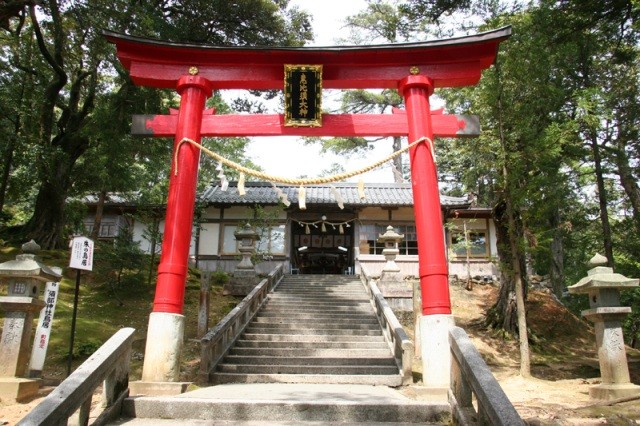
[377, 226, 404, 246]
[234, 223, 260, 245]
[568, 253, 639, 294]
[0, 240, 61, 283]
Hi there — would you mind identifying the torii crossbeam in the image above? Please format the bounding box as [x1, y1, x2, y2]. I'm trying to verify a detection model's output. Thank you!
[105, 26, 511, 391]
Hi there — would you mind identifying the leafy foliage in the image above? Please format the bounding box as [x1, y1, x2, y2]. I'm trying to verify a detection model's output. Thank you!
[0, 0, 312, 248]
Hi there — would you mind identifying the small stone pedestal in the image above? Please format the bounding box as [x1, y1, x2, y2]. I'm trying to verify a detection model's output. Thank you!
[0, 241, 61, 401]
[223, 223, 261, 296]
[568, 253, 640, 401]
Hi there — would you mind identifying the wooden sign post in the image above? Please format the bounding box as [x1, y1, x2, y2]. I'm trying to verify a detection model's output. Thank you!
[67, 236, 94, 376]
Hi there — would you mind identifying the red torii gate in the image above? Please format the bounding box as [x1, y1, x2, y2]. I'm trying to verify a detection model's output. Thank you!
[105, 27, 510, 389]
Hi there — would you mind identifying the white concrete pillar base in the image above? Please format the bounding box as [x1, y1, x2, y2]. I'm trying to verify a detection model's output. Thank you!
[420, 314, 455, 389]
[141, 312, 185, 382]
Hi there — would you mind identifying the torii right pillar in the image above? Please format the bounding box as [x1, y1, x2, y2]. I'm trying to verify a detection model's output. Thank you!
[400, 72, 454, 389]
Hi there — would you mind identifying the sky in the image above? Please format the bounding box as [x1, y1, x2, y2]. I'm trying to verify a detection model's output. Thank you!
[241, 0, 399, 183]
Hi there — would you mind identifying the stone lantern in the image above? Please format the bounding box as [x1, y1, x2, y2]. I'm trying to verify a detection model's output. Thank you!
[0, 240, 62, 401]
[376, 226, 411, 311]
[223, 223, 261, 296]
[568, 253, 640, 400]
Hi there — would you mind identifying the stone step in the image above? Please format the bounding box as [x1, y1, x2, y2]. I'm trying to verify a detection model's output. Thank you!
[234, 339, 389, 349]
[209, 273, 398, 389]
[209, 373, 405, 386]
[239, 333, 386, 343]
[262, 304, 372, 312]
[275, 284, 364, 289]
[251, 316, 379, 325]
[118, 383, 448, 424]
[216, 364, 400, 375]
[222, 355, 397, 366]
[272, 284, 366, 295]
[243, 323, 381, 332]
[276, 285, 363, 290]
[110, 420, 446, 426]
[255, 311, 377, 320]
[259, 304, 373, 313]
[248, 319, 380, 328]
[243, 326, 383, 336]
[269, 292, 368, 299]
[267, 293, 369, 306]
[229, 347, 393, 357]
[277, 281, 361, 285]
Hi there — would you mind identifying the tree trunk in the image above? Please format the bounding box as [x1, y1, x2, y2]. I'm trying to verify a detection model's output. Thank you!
[90, 190, 107, 240]
[26, 177, 68, 249]
[614, 137, 640, 231]
[591, 135, 615, 267]
[464, 221, 472, 291]
[490, 58, 530, 377]
[0, 77, 25, 215]
[147, 216, 160, 286]
[24, 4, 96, 249]
[0, 134, 16, 214]
[505, 187, 531, 378]
[485, 199, 518, 334]
[26, 134, 88, 249]
[549, 207, 565, 299]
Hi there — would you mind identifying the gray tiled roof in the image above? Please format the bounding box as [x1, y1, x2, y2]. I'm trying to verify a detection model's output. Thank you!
[200, 182, 471, 208]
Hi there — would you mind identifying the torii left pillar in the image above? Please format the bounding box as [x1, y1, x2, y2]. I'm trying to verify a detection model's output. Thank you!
[400, 74, 454, 390]
[133, 73, 212, 395]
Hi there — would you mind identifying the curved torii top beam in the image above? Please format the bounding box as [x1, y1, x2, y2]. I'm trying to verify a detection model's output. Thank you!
[104, 26, 511, 90]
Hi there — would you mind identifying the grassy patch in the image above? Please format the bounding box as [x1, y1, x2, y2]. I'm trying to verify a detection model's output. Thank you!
[0, 246, 240, 383]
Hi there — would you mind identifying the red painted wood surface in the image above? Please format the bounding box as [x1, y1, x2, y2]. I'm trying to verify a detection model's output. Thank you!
[153, 76, 212, 315]
[401, 75, 452, 315]
[105, 27, 511, 90]
[132, 113, 479, 138]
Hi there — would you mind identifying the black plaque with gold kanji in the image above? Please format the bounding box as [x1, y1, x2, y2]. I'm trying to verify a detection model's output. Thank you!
[284, 64, 322, 127]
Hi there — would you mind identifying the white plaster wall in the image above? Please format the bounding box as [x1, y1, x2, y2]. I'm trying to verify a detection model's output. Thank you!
[202, 206, 221, 220]
[132, 221, 151, 253]
[198, 223, 220, 256]
[132, 220, 197, 257]
[132, 220, 166, 254]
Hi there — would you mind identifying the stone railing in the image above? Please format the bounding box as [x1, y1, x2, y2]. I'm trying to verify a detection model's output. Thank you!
[449, 326, 524, 425]
[18, 327, 135, 426]
[359, 265, 414, 385]
[199, 265, 284, 383]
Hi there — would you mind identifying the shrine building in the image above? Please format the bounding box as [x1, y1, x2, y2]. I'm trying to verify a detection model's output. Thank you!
[83, 183, 498, 281]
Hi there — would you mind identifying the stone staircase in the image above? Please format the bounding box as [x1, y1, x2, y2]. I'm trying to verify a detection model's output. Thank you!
[211, 274, 403, 386]
[114, 274, 451, 424]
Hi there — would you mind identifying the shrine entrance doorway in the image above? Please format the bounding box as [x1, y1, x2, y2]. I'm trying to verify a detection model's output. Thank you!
[105, 26, 510, 389]
[290, 211, 356, 275]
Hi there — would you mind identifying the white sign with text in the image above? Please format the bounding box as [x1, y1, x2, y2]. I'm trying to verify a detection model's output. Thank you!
[69, 236, 94, 271]
[28, 267, 62, 375]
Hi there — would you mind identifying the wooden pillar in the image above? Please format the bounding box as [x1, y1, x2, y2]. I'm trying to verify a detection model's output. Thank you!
[399, 74, 451, 315]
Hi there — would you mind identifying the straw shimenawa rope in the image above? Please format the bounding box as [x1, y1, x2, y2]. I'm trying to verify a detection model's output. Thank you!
[173, 136, 433, 185]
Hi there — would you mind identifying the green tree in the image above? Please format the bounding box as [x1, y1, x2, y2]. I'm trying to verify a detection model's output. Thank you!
[0, 0, 312, 248]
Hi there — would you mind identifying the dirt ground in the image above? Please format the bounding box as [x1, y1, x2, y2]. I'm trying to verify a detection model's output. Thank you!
[3, 282, 640, 425]
[448, 282, 640, 425]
